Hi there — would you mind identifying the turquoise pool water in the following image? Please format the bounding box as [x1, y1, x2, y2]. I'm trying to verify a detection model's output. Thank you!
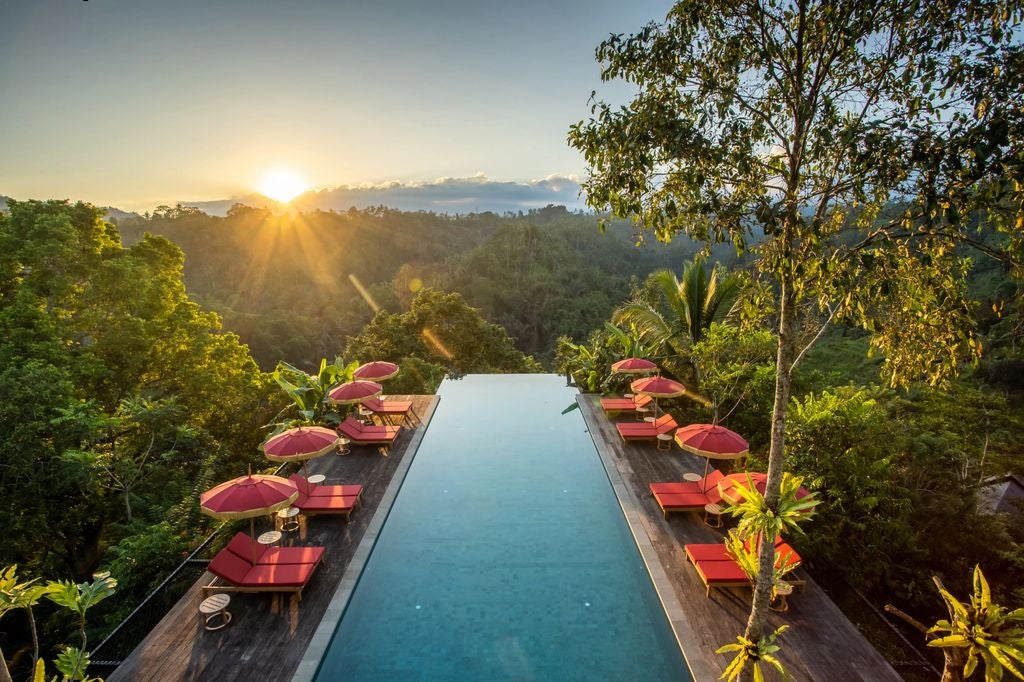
[314, 374, 691, 681]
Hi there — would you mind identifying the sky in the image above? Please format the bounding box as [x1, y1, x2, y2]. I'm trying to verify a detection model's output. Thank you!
[0, 0, 674, 212]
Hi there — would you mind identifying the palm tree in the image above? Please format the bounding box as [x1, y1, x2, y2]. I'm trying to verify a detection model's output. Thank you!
[614, 254, 739, 386]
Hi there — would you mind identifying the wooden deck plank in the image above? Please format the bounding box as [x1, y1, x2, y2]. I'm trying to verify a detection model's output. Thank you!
[109, 395, 439, 682]
[578, 394, 902, 682]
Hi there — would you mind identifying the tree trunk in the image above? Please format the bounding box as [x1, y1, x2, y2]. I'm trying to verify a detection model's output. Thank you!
[740, 276, 797, 678]
[0, 646, 12, 682]
[941, 648, 966, 682]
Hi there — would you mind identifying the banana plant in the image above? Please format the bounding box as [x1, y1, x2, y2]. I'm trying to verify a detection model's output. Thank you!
[716, 625, 790, 682]
[269, 357, 358, 429]
[927, 566, 1024, 681]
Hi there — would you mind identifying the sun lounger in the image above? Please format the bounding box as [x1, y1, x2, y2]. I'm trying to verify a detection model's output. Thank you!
[204, 533, 324, 600]
[649, 470, 726, 517]
[288, 474, 363, 499]
[338, 417, 400, 452]
[685, 537, 801, 597]
[287, 474, 363, 520]
[225, 531, 324, 565]
[599, 393, 653, 418]
[361, 397, 420, 426]
[616, 414, 678, 442]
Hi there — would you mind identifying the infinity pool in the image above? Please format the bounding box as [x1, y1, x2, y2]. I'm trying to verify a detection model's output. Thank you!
[314, 374, 691, 681]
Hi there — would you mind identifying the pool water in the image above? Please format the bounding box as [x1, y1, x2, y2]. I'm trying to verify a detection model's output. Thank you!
[314, 374, 691, 681]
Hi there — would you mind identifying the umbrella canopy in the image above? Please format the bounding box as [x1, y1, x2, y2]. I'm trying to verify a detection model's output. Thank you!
[262, 426, 339, 462]
[718, 472, 812, 505]
[674, 424, 749, 459]
[611, 358, 658, 375]
[328, 380, 383, 405]
[262, 426, 338, 479]
[353, 361, 400, 382]
[630, 376, 686, 398]
[674, 423, 749, 491]
[200, 474, 298, 520]
[630, 376, 686, 417]
[200, 473, 299, 560]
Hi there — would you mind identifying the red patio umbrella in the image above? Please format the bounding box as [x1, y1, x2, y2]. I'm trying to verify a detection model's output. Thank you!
[200, 473, 298, 560]
[611, 358, 658, 375]
[717, 472, 812, 505]
[353, 361, 400, 382]
[262, 426, 339, 478]
[328, 380, 383, 405]
[630, 376, 686, 417]
[674, 423, 749, 492]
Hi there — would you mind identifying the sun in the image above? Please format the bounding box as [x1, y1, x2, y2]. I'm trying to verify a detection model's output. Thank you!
[257, 168, 309, 203]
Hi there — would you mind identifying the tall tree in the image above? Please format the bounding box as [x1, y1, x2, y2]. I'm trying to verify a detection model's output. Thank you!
[570, 0, 1023, 674]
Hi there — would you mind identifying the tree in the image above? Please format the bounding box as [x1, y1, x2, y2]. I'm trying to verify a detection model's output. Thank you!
[569, 0, 1023, 672]
[613, 255, 739, 385]
[344, 288, 542, 376]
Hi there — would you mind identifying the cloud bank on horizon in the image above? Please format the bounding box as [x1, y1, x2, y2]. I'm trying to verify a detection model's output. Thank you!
[182, 173, 588, 217]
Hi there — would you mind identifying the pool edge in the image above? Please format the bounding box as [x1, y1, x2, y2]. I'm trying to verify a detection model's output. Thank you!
[577, 393, 716, 682]
[291, 395, 441, 682]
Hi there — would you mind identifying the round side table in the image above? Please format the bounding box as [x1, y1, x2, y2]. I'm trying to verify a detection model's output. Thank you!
[682, 472, 703, 483]
[703, 502, 725, 528]
[307, 474, 326, 485]
[656, 433, 674, 451]
[257, 530, 282, 546]
[199, 593, 232, 631]
[277, 506, 301, 532]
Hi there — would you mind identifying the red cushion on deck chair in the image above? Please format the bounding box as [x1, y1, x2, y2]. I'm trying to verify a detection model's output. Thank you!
[242, 561, 316, 588]
[208, 547, 256, 584]
[261, 545, 325, 565]
[296, 494, 358, 512]
[695, 559, 749, 583]
[685, 543, 731, 562]
[654, 492, 709, 509]
[224, 532, 266, 564]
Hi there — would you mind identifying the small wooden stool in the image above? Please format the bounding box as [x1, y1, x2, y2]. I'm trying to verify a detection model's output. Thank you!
[657, 433, 674, 451]
[199, 593, 232, 631]
[704, 502, 725, 528]
[277, 506, 300, 532]
[770, 582, 794, 612]
[336, 437, 351, 455]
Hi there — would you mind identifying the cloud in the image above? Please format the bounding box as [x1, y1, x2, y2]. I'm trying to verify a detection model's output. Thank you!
[181, 174, 586, 216]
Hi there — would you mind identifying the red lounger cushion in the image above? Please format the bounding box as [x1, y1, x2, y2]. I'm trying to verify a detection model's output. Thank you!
[339, 419, 399, 442]
[209, 548, 257, 585]
[310, 484, 362, 498]
[617, 425, 656, 438]
[650, 470, 725, 496]
[600, 399, 634, 410]
[694, 559, 749, 584]
[654, 492, 709, 509]
[288, 475, 363, 499]
[223, 532, 324, 566]
[295, 494, 359, 512]
[242, 562, 316, 588]
[364, 398, 412, 412]
[261, 546, 325, 565]
[225, 532, 268, 563]
[685, 544, 731, 562]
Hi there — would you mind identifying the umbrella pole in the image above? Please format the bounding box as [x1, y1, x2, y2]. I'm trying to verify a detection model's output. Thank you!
[701, 457, 710, 493]
[249, 517, 257, 562]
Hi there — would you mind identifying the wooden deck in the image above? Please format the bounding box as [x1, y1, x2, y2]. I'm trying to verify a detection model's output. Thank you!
[109, 395, 439, 682]
[578, 395, 902, 681]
